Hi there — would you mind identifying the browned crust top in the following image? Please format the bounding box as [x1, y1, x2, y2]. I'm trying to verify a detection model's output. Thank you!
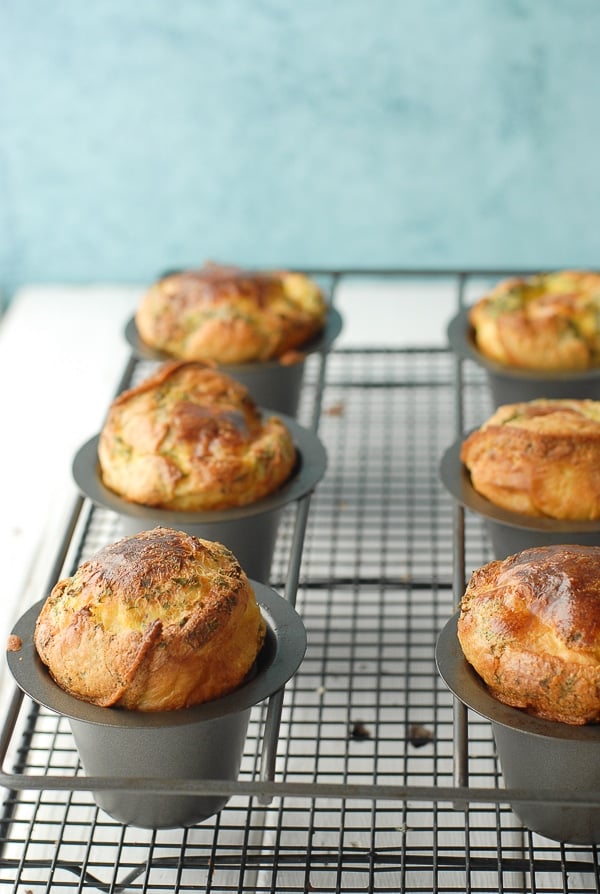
[157, 265, 291, 310]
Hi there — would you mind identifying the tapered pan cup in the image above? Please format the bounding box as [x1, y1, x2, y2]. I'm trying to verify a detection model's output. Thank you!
[436, 613, 600, 844]
[447, 307, 600, 407]
[7, 583, 306, 829]
[440, 438, 600, 560]
[124, 308, 343, 416]
[72, 414, 327, 582]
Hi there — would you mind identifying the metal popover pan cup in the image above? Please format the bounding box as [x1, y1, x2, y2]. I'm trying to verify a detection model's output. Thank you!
[436, 613, 600, 844]
[72, 414, 327, 582]
[7, 583, 307, 830]
[124, 307, 343, 417]
[447, 307, 600, 407]
[439, 438, 600, 560]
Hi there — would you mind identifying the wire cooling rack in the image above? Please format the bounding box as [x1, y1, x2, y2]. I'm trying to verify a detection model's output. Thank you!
[2, 271, 600, 893]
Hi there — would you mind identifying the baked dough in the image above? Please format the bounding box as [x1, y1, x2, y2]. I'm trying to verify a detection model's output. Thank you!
[460, 399, 600, 520]
[458, 544, 600, 725]
[469, 270, 600, 370]
[135, 263, 327, 363]
[98, 361, 297, 511]
[34, 527, 266, 711]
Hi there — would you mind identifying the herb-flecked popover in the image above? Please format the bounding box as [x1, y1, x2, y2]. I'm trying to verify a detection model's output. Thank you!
[458, 545, 600, 725]
[469, 270, 600, 371]
[135, 263, 327, 364]
[460, 399, 600, 520]
[34, 527, 267, 711]
[98, 361, 297, 511]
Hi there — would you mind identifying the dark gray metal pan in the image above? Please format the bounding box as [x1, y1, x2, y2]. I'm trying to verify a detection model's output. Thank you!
[72, 414, 327, 582]
[437, 612, 600, 844]
[447, 307, 600, 406]
[440, 437, 600, 559]
[124, 307, 343, 416]
[7, 583, 306, 829]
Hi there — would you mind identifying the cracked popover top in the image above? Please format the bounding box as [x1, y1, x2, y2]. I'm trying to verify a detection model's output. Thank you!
[98, 361, 297, 511]
[34, 527, 266, 711]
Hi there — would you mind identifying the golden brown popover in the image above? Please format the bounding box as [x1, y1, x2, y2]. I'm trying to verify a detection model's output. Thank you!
[34, 527, 266, 711]
[135, 263, 327, 364]
[460, 399, 600, 520]
[469, 270, 600, 371]
[98, 361, 297, 511]
[458, 545, 600, 725]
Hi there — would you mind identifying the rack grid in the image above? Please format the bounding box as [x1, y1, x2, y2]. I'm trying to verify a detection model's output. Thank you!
[2, 271, 600, 893]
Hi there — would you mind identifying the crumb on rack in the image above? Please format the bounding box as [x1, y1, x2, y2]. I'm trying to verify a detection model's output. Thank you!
[408, 723, 434, 748]
[349, 721, 372, 740]
[279, 350, 305, 366]
[6, 635, 22, 652]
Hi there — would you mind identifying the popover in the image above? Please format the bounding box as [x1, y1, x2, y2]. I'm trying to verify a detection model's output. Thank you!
[460, 399, 600, 520]
[98, 361, 297, 511]
[34, 527, 267, 711]
[135, 263, 327, 364]
[458, 545, 600, 725]
[469, 270, 600, 371]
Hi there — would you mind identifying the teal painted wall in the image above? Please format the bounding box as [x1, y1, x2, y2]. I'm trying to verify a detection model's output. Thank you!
[1, 1, 599, 298]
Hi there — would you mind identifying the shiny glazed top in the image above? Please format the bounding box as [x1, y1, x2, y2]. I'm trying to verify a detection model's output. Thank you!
[458, 544, 600, 724]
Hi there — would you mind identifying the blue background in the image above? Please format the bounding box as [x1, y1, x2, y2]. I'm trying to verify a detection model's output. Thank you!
[1, 1, 599, 300]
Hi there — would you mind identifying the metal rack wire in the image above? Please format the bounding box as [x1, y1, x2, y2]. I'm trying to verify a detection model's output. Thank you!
[2, 271, 600, 892]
